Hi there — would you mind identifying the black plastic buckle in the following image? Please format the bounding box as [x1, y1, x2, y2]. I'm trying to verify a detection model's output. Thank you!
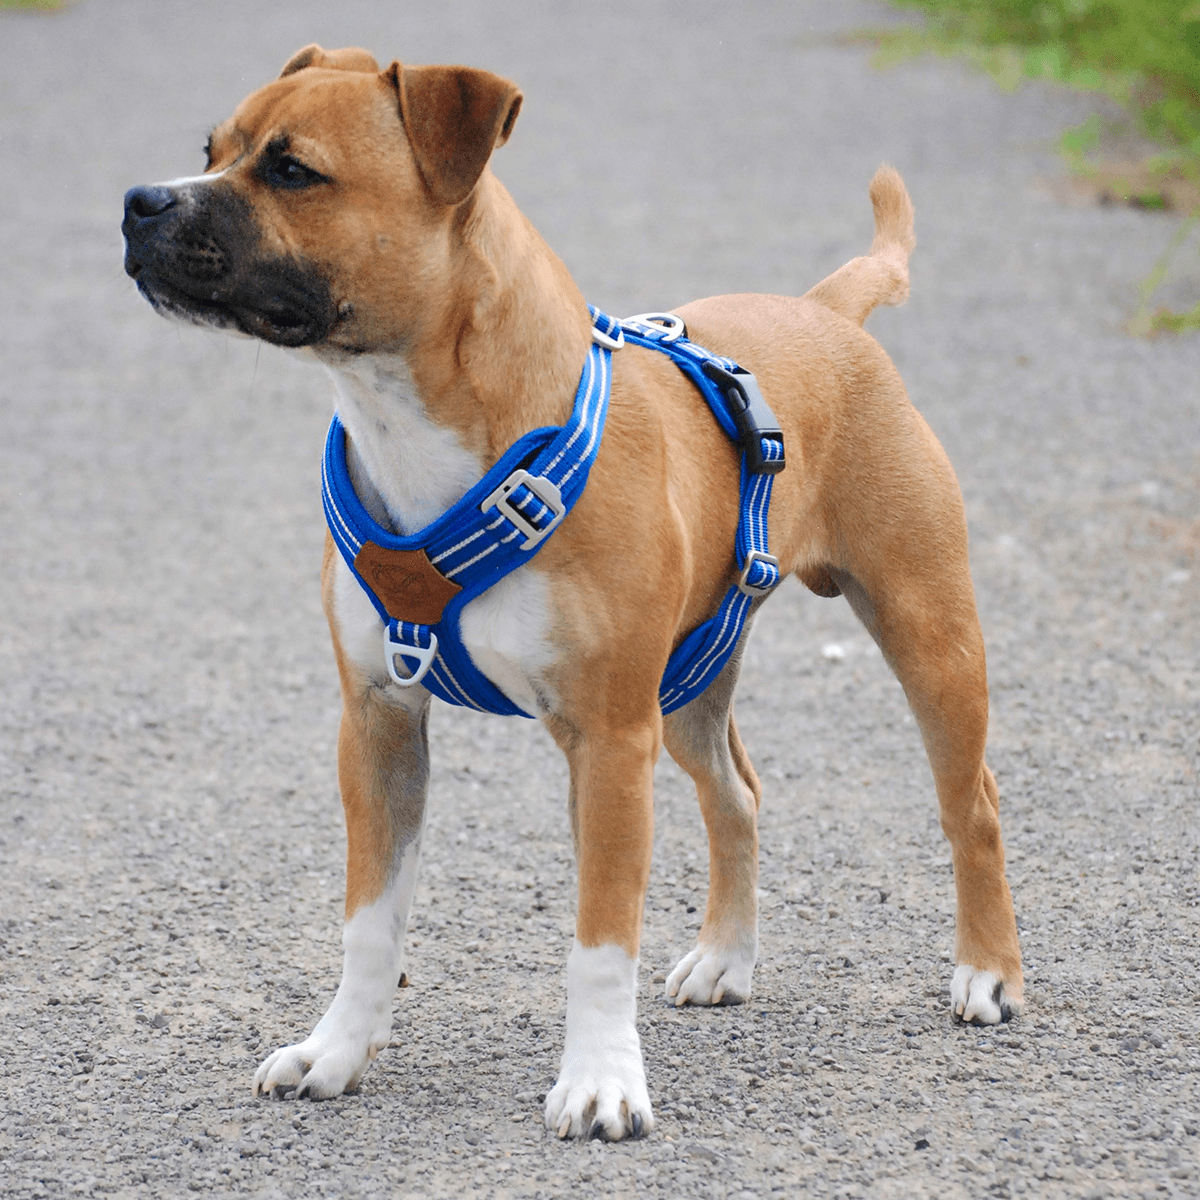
[700, 360, 786, 475]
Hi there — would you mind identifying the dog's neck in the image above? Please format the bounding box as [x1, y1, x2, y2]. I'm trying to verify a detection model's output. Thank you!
[317, 173, 592, 536]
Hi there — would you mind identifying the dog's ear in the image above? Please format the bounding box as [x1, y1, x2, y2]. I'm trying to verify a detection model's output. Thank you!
[383, 62, 522, 206]
[280, 45, 381, 77]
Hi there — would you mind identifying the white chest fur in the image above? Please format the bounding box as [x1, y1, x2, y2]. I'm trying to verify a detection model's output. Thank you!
[324, 356, 480, 533]
[322, 354, 557, 714]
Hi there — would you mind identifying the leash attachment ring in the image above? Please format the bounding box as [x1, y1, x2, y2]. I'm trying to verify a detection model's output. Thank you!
[481, 468, 567, 551]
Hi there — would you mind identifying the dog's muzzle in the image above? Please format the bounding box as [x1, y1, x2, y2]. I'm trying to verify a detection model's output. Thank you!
[122, 181, 336, 348]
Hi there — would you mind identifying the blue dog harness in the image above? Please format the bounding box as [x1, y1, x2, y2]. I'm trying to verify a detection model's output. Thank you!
[321, 306, 785, 717]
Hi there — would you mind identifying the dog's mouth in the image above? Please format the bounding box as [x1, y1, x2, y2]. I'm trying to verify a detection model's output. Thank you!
[129, 266, 330, 347]
[234, 304, 323, 346]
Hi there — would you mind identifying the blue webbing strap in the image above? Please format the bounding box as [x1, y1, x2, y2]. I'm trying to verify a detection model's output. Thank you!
[656, 453, 783, 712]
[321, 306, 785, 719]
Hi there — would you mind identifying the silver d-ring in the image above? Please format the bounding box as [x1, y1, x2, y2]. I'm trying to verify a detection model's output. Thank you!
[622, 312, 687, 343]
[384, 627, 438, 687]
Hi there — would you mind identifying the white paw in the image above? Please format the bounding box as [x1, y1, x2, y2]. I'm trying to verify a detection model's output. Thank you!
[665, 941, 755, 1006]
[253, 874, 414, 1099]
[253, 1006, 391, 1099]
[545, 942, 654, 1141]
[545, 1057, 652, 1141]
[951, 964, 1023, 1025]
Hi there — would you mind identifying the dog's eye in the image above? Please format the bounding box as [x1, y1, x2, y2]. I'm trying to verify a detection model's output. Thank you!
[262, 154, 328, 191]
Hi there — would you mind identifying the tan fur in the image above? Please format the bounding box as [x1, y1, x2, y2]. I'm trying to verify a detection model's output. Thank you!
[138, 48, 1024, 1122]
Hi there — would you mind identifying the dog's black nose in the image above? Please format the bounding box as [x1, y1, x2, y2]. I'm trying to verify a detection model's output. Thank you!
[123, 184, 176, 227]
[122, 185, 181, 277]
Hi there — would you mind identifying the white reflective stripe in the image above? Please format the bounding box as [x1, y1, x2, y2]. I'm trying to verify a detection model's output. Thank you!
[541, 347, 605, 481]
[322, 456, 363, 554]
[554, 350, 609, 487]
[553, 349, 602, 472]
[426, 345, 608, 584]
[746, 472, 770, 550]
[429, 513, 507, 567]
[427, 656, 488, 711]
[659, 592, 749, 709]
[443, 539, 499, 580]
[429, 642, 533, 716]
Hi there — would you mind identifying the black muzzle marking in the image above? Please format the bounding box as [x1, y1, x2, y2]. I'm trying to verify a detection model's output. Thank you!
[122, 180, 336, 347]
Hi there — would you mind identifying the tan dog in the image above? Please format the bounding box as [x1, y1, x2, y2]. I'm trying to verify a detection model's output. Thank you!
[122, 45, 1023, 1141]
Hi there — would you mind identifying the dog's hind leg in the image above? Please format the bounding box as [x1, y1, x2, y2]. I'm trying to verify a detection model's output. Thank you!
[830, 523, 1023, 1025]
[661, 628, 762, 1006]
[254, 540, 431, 1099]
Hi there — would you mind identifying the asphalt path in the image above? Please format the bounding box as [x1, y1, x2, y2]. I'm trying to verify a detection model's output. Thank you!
[1, 1, 1197, 1197]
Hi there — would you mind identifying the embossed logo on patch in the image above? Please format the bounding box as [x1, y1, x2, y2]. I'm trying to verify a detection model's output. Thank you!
[370, 564, 429, 602]
[353, 542, 461, 624]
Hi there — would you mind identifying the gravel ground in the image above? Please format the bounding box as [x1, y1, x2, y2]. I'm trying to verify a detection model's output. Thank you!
[2, 1, 1198, 1197]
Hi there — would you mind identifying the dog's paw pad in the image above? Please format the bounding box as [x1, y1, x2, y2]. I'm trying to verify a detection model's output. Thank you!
[665, 943, 754, 1007]
[951, 964, 1023, 1025]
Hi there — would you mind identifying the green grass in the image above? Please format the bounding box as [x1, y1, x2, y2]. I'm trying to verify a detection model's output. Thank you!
[878, 0, 1200, 332]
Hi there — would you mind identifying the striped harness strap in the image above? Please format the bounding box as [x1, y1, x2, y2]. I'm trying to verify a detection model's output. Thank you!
[322, 306, 785, 718]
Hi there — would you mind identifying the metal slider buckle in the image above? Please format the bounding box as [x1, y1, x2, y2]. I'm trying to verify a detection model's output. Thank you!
[737, 550, 780, 597]
[622, 312, 688, 343]
[481, 468, 567, 551]
[384, 626, 439, 687]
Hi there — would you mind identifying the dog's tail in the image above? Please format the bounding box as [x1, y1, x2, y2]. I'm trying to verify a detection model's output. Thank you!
[802, 165, 915, 326]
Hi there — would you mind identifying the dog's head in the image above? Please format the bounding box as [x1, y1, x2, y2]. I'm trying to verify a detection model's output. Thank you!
[122, 45, 522, 352]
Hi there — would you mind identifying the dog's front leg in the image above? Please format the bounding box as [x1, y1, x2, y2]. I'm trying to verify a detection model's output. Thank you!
[254, 546, 429, 1099]
[253, 688, 429, 1099]
[544, 716, 659, 1141]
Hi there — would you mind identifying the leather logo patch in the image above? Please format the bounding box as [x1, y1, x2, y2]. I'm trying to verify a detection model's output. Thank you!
[353, 542, 462, 625]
